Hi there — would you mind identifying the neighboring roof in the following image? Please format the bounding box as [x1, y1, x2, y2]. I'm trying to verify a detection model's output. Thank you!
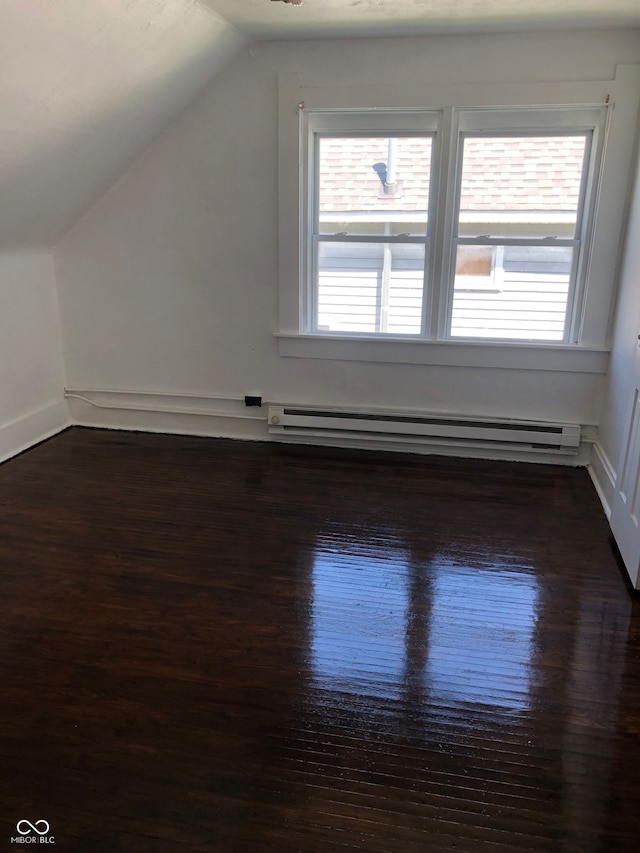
[319, 135, 585, 215]
[319, 137, 431, 214]
[461, 137, 585, 211]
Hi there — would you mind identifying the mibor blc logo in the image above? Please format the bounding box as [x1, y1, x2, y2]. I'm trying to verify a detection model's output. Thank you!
[10, 820, 55, 845]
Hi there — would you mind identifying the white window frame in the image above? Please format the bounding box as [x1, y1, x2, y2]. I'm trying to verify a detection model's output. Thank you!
[276, 66, 640, 373]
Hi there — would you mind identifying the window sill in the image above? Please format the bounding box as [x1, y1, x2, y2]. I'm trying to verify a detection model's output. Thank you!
[275, 334, 609, 374]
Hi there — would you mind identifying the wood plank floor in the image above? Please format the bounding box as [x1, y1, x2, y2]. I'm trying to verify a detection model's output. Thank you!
[0, 428, 639, 852]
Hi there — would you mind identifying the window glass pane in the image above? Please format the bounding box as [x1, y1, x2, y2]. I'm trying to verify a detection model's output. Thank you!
[318, 136, 431, 237]
[450, 244, 573, 341]
[458, 135, 587, 239]
[316, 241, 425, 334]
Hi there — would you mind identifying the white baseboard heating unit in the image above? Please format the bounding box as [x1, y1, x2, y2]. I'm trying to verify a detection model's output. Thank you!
[267, 405, 581, 455]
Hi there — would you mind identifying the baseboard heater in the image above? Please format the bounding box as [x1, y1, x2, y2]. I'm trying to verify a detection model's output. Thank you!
[267, 405, 581, 454]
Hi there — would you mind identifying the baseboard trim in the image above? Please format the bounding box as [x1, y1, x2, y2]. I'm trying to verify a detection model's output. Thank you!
[0, 400, 71, 465]
[270, 431, 591, 465]
[65, 388, 267, 442]
[65, 387, 593, 466]
[588, 441, 616, 519]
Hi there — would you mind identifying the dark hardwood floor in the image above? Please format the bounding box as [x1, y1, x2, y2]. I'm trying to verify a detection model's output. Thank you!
[0, 427, 639, 852]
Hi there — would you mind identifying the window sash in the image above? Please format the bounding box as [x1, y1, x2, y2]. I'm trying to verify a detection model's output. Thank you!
[443, 128, 594, 343]
[308, 124, 436, 335]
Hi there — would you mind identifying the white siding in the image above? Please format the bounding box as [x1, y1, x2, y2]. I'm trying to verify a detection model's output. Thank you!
[318, 244, 573, 340]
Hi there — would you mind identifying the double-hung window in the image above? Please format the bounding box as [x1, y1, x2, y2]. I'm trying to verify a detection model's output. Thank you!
[301, 106, 605, 345]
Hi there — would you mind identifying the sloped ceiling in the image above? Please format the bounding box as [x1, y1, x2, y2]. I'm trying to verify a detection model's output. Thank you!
[2, 0, 640, 251]
[0, 0, 247, 250]
[205, 0, 640, 41]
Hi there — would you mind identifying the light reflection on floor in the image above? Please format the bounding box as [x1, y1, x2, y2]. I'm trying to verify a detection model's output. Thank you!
[311, 540, 408, 699]
[311, 536, 539, 712]
[427, 561, 538, 711]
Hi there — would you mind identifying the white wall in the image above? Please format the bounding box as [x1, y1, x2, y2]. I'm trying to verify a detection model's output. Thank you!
[0, 253, 68, 462]
[54, 30, 640, 457]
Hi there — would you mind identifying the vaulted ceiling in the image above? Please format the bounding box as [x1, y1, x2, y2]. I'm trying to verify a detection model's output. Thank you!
[2, 0, 640, 251]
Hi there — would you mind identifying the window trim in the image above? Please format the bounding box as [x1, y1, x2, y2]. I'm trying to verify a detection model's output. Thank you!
[276, 66, 640, 370]
[274, 333, 609, 373]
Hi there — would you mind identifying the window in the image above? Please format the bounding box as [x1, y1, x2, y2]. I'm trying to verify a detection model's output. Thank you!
[301, 107, 605, 345]
[277, 68, 638, 370]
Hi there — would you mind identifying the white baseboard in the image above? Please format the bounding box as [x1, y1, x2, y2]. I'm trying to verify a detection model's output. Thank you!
[270, 431, 591, 465]
[0, 400, 71, 465]
[65, 388, 267, 442]
[588, 441, 616, 519]
[66, 387, 592, 466]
